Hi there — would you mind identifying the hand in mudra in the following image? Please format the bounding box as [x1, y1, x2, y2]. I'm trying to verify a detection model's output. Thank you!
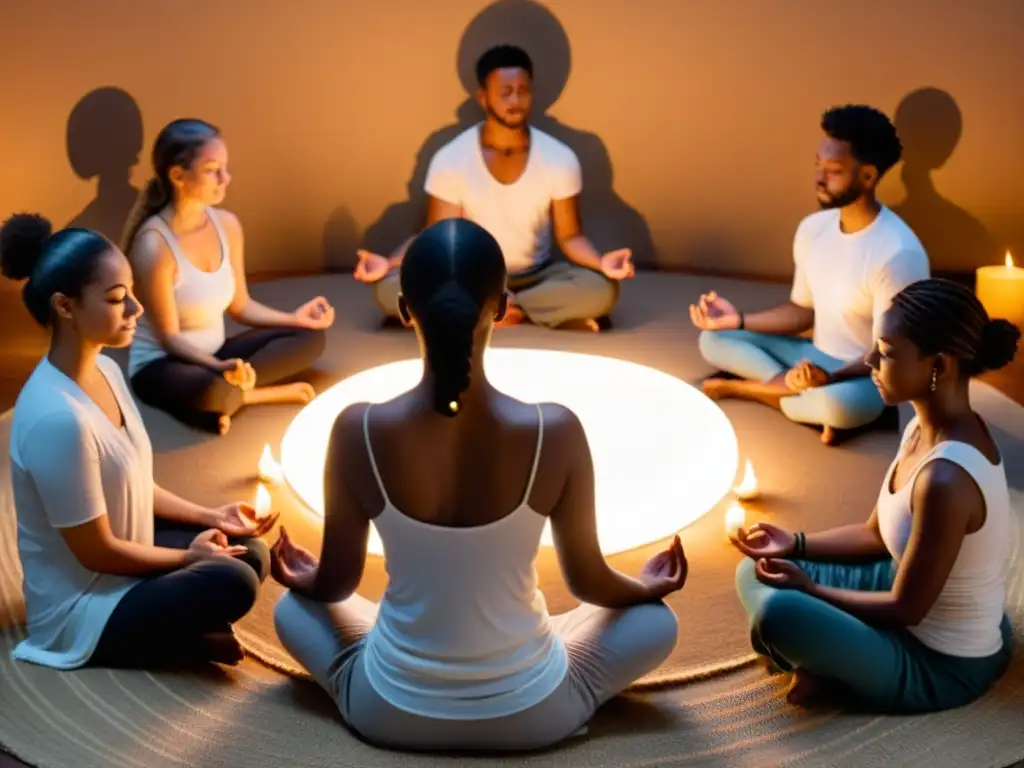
[212, 502, 279, 538]
[185, 529, 248, 564]
[600, 248, 635, 280]
[295, 296, 335, 330]
[689, 291, 740, 331]
[270, 527, 319, 591]
[784, 360, 831, 392]
[219, 358, 256, 390]
[639, 535, 688, 599]
[753, 558, 814, 592]
[732, 522, 795, 559]
[353, 250, 390, 283]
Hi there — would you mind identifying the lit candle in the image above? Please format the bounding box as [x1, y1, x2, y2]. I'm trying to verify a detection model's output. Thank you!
[724, 502, 746, 540]
[258, 444, 283, 484]
[733, 459, 759, 501]
[976, 252, 1024, 328]
[254, 482, 272, 520]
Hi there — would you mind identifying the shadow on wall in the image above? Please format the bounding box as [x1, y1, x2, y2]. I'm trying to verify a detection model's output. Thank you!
[890, 87, 1002, 277]
[331, 0, 654, 272]
[64, 87, 144, 246]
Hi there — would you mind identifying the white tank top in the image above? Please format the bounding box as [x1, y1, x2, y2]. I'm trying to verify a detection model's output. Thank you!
[877, 417, 1010, 658]
[128, 208, 236, 376]
[360, 404, 569, 720]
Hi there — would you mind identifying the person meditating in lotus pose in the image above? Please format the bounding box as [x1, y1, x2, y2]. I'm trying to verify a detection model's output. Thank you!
[123, 119, 335, 435]
[691, 105, 930, 445]
[353, 45, 634, 332]
[1, 214, 277, 670]
[271, 218, 681, 753]
[733, 278, 1018, 712]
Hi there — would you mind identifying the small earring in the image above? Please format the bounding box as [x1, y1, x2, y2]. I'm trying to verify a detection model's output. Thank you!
[930, 368, 938, 392]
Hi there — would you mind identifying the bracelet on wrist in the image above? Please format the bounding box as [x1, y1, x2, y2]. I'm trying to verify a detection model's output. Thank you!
[791, 531, 806, 559]
[737, 312, 745, 330]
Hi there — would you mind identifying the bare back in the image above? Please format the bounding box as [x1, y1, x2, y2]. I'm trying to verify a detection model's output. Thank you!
[345, 393, 576, 527]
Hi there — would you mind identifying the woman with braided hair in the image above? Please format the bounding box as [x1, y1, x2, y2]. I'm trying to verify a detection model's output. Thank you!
[268, 218, 682, 753]
[732, 277, 1019, 712]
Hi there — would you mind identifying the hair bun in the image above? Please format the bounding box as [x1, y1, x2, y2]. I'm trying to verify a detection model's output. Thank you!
[0, 213, 53, 281]
[979, 318, 1021, 372]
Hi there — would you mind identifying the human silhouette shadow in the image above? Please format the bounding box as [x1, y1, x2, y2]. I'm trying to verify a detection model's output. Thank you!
[64, 87, 144, 246]
[890, 87, 1002, 278]
[354, 0, 654, 272]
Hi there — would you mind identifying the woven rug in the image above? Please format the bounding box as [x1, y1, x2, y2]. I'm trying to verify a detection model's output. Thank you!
[1, 274, 1023, 767]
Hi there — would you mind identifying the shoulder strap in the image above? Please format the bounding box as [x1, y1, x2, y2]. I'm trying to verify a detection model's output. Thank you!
[362, 405, 391, 507]
[520, 404, 544, 508]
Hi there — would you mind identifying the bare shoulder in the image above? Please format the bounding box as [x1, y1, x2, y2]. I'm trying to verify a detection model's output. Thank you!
[537, 402, 587, 457]
[211, 207, 242, 234]
[913, 458, 981, 526]
[131, 227, 174, 273]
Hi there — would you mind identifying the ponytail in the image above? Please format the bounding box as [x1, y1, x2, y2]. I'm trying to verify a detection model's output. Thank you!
[419, 281, 479, 417]
[120, 177, 169, 254]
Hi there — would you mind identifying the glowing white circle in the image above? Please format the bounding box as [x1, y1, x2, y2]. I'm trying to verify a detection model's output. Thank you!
[280, 348, 739, 555]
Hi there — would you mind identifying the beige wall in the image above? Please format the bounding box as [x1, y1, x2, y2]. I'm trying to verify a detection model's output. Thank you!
[1, 0, 1022, 286]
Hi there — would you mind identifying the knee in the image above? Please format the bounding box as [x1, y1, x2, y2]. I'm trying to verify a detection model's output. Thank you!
[197, 557, 261, 621]
[749, 590, 804, 648]
[626, 601, 679, 665]
[371, 275, 400, 316]
[816, 389, 886, 430]
[698, 329, 729, 366]
[272, 590, 304, 650]
[295, 327, 327, 363]
[735, 556, 758, 595]
[581, 270, 619, 315]
[240, 537, 271, 583]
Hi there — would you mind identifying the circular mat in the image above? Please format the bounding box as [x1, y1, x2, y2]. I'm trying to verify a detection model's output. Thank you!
[1, 274, 1022, 767]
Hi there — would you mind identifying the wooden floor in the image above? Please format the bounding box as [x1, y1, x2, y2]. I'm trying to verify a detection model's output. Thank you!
[0, 273, 1021, 413]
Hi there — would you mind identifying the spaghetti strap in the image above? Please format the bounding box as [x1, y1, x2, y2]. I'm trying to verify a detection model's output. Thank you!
[362, 405, 391, 507]
[520, 404, 544, 508]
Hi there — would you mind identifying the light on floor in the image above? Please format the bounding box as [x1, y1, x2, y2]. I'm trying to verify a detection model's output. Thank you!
[280, 348, 739, 555]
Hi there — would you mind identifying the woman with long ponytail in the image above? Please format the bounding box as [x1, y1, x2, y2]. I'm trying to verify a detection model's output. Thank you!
[124, 118, 335, 435]
[269, 218, 683, 753]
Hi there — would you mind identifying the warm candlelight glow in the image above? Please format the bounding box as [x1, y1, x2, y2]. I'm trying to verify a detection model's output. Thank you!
[1006, 251, 1015, 268]
[724, 502, 746, 540]
[258, 444, 283, 484]
[254, 482, 272, 520]
[733, 459, 759, 500]
[976, 249, 1024, 329]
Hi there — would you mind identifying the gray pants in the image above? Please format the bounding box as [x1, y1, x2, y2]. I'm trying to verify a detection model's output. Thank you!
[372, 260, 619, 328]
[274, 592, 678, 753]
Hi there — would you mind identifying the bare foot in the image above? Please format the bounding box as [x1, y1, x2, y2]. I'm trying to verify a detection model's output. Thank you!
[243, 382, 316, 406]
[198, 630, 245, 665]
[785, 670, 825, 706]
[496, 303, 526, 327]
[702, 377, 736, 401]
[217, 415, 231, 435]
[821, 425, 837, 446]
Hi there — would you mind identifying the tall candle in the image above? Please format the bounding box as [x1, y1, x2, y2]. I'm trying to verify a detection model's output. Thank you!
[976, 252, 1024, 328]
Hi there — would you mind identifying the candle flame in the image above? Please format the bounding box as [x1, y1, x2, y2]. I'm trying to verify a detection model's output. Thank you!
[1006, 251, 1015, 268]
[733, 459, 759, 500]
[254, 482, 271, 520]
[258, 444, 283, 484]
[724, 502, 746, 539]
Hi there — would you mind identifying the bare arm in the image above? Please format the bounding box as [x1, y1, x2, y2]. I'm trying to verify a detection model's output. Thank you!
[59, 516, 192, 576]
[130, 230, 226, 370]
[385, 196, 463, 269]
[152, 484, 215, 527]
[215, 211, 303, 328]
[803, 506, 889, 560]
[293, 406, 370, 602]
[549, 409, 660, 608]
[741, 301, 815, 336]
[551, 196, 602, 271]
[808, 460, 976, 626]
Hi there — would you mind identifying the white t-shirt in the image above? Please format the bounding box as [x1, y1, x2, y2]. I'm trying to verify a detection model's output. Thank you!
[790, 206, 930, 362]
[9, 355, 154, 669]
[424, 124, 582, 274]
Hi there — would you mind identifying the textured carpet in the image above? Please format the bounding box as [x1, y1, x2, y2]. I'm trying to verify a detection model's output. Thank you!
[1, 273, 1022, 767]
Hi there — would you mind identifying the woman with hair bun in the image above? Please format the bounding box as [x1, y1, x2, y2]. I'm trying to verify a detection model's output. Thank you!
[269, 218, 682, 753]
[122, 118, 334, 435]
[734, 277, 1019, 713]
[1, 214, 274, 670]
